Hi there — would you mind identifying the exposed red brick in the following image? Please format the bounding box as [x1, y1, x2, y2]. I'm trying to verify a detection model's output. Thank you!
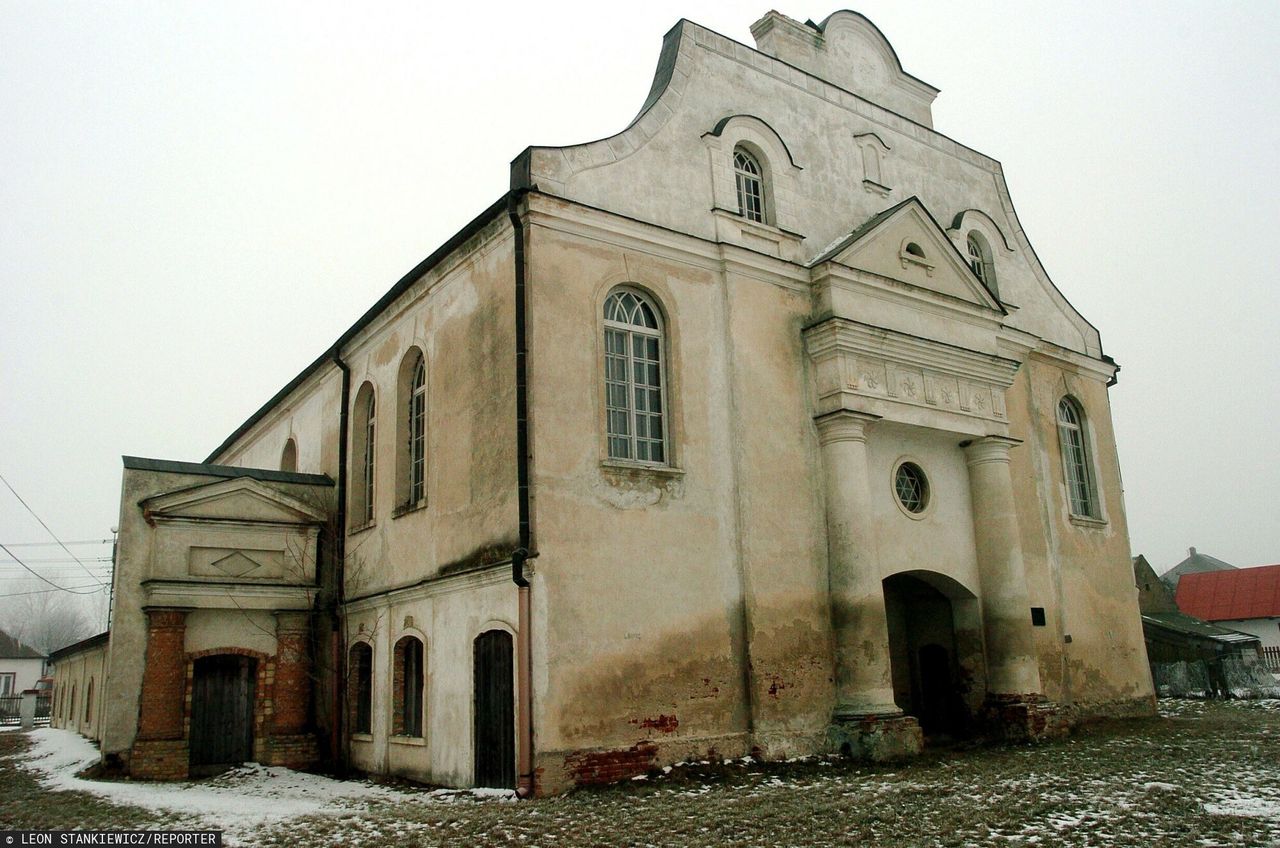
[630, 714, 679, 733]
[136, 609, 188, 741]
[565, 741, 658, 786]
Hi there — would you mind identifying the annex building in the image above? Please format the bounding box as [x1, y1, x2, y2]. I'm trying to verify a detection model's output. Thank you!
[58, 9, 1155, 793]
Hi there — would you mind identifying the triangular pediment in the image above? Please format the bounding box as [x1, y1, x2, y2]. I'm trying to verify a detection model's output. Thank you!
[141, 476, 327, 525]
[812, 198, 1003, 311]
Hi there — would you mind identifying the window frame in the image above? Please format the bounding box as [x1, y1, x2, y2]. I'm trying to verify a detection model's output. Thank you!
[733, 147, 766, 224]
[394, 348, 429, 514]
[1056, 396, 1100, 520]
[392, 635, 425, 738]
[602, 287, 670, 467]
[966, 232, 998, 299]
[351, 382, 377, 529]
[349, 641, 373, 736]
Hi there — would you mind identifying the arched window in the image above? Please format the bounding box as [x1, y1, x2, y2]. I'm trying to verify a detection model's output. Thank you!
[396, 349, 428, 510]
[352, 383, 376, 526]
[84, 678, 93, 724]
[348, 642, 373, 734]
[603, 288, 667, 464]
[733, 147, 765, 223]
[966, 232, 998, 298]
[280, 438, 297, 473]
[1057, 397, 1097, 518]
[392, 636, 424, 737]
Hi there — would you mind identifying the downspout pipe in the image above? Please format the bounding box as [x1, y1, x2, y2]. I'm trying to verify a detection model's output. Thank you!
[332, 350, 351, 773]
[508, 190, 535, 798]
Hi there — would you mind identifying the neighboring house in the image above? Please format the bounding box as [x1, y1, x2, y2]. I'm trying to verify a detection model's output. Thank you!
[91, 8, 1154, 792]
[49, 632, 111, 740]
[1133, 556, 1273, 697]
[1160, 546, 1236, 593]
[0, 627, 47, 695]
[1176, 564, 1280, 650]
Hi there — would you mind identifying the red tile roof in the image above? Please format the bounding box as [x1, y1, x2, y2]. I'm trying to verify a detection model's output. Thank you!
[1176, 563, 1280, 621]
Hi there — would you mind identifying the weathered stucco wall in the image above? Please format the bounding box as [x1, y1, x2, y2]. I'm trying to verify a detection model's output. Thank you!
[52, 644, 107, 740]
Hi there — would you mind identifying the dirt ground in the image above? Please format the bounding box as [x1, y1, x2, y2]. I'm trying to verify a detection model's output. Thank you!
[2, 699, 1278, 847]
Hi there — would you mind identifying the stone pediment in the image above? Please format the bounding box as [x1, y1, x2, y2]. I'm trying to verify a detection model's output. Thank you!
[141, 477, 327, 526]
[812, 198, 1002, 312]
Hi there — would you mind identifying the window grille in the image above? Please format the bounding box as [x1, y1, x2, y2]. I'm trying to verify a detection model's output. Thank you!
[734, 148, 765, 223]
[894, 462, 929, 513]
[409, 356, 427, 504]
[604, 289, 666, 464]
[1057, 398, 1096, 517]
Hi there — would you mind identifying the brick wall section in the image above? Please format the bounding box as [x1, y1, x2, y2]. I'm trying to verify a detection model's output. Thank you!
[565, 741, 659, 786]
[272, 613, 311, 736]
[135, 609, 189, 741]
[130, 740, 189, 780]
[391, 638, 407, 736]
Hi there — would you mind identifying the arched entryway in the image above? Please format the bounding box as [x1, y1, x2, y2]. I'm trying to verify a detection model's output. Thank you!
[189, 654, 256, 776]
[883, 571, 979, 740]
[473, 630, 515, 789]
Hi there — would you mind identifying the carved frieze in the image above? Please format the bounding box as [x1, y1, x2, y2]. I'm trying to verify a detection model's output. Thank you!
[804, 317, 1020, 425]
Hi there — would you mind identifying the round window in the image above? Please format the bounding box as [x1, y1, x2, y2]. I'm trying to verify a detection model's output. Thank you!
[894, 462, 929, 514]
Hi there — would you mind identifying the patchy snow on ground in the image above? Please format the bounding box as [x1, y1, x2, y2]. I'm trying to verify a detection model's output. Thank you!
[17, 729, 408, 844]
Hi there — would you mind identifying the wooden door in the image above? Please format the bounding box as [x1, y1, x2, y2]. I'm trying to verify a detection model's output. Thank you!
[189, 655, 255, 776]
[473, 630, 515, 789]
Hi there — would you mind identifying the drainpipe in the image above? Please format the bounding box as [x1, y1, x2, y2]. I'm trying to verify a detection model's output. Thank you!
[508, 190, 535, 798]
[332, 350, 351, 772]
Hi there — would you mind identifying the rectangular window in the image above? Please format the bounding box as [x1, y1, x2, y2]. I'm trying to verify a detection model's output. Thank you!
[0, 673, 13, 696]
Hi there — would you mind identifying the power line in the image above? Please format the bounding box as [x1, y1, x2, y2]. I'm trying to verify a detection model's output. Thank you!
[0, 543, 103, 595]
[0, 556, 113, 564]
[0, 581, 109, 599]
[0, 539, 112, 548]
[0, 472, 108, 588]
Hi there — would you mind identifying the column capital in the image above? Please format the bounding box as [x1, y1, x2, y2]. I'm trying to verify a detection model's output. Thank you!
[275, 611, 311, 636]
[814, 409, 882, 445]
[142, 608, 190, 628]
[961, 435, 1023, 467]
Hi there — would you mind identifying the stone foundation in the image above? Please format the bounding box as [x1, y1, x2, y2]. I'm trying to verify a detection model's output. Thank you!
[129, 739, 189, 781]
[981, 694, 1069, 742]
[827, 714, 924, 761]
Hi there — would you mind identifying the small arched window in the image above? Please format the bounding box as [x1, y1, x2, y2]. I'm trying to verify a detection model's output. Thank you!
[604, 288, 667, 464]
[392, 636, 424, 738]
[280, 438, 297, 473]
[352, 383, 376, 526]
[396, 349, 428, 510]
[733, 147, 765, 223]
[966, 233, 998, 298]
[1056, 397, 1097, 518]
[84, 678, 94, 724]
[349, 642, 373, 734]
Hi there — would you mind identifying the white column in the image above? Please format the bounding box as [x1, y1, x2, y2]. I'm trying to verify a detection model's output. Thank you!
[963, 436, 1043, 696]
[816, 410, 901, 718]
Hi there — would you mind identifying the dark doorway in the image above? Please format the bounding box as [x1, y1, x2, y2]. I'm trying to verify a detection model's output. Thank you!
[473, 630, 515, 789]
[189, 654, 256, 776]
[884, 573, 971, 740]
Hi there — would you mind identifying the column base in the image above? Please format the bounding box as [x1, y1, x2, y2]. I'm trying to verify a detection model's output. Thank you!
[980, 694, 1069, 742]
[827, 713, 923, 762]
[129, 739, 189, 781]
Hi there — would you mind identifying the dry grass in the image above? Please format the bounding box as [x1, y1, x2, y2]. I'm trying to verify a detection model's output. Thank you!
[3, 700, 1278, 847]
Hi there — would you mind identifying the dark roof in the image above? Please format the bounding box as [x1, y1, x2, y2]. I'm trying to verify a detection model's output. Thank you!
[1141, 612, 1259, 645]
[1161, 548, 1236, 588]
[1176, 564, 1280, 622]
[204, 193, 512, 464]
[123, 456, 332, 487]
[0, 628, 45, 660]
[48, 631, 110, 662]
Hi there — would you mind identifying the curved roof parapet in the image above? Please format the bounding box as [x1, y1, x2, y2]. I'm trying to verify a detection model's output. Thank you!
[752, 9, 939, 126]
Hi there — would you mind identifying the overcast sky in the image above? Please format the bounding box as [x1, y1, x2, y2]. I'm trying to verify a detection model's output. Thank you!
[2, 0, 1278, 620]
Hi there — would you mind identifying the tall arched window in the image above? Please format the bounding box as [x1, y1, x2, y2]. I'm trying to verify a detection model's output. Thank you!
[348, 642, 373, 734]
[966, 232, 998, 298]
[733, 147, 765, 223]
[396, 349, 428, 510]
[604, 288, 667, 464]
[84, 678, 94, 724]
[392, 636, 424, 738]
[280, 438, 297, 473]
[352, 383, 376, 526]
[1057, 397, 1097, 518]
